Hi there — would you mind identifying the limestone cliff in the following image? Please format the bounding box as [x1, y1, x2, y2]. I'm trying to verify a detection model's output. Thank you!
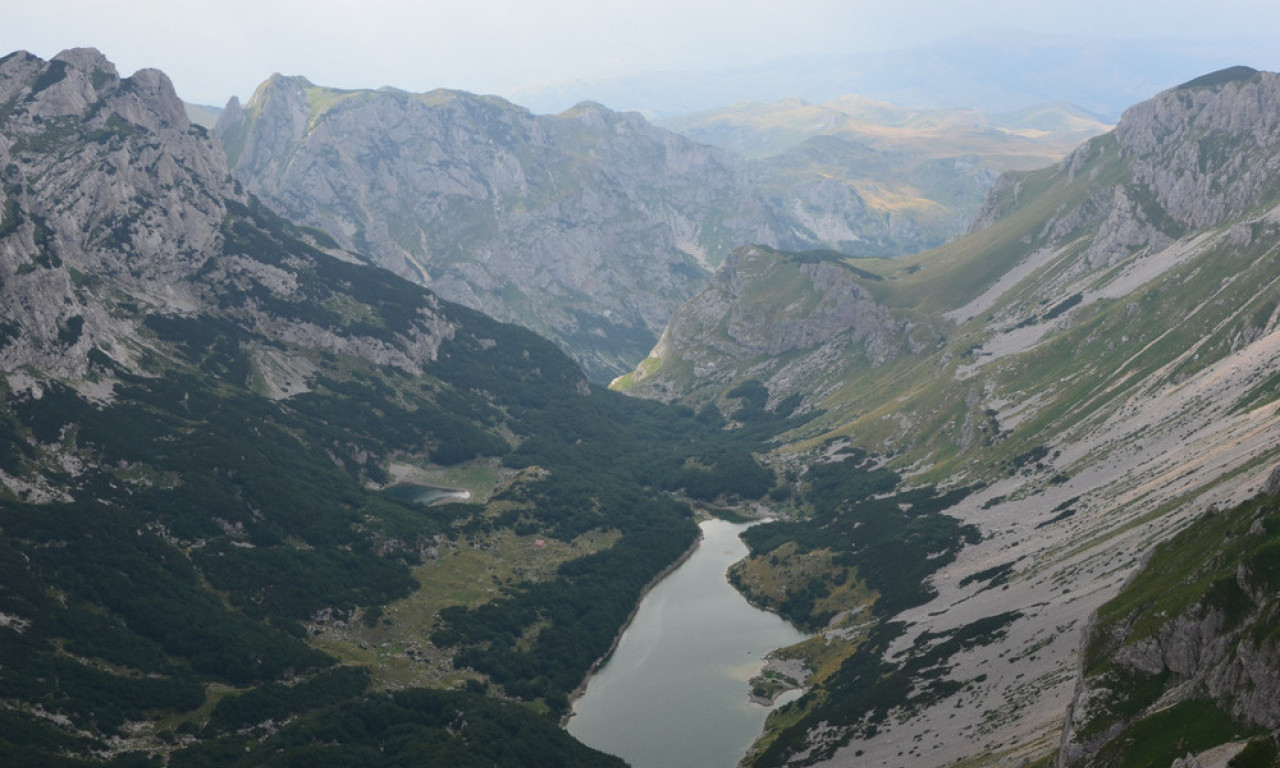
[0, 48, 238, 378]
[973, 67, 1280, 269]
[0, 49, 458, 390]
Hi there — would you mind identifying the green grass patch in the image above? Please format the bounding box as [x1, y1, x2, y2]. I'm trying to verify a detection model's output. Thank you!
[1092, 700, 1248, 768]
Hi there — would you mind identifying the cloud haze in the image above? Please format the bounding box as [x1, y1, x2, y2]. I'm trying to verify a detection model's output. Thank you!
[4, 0, 1279, 110]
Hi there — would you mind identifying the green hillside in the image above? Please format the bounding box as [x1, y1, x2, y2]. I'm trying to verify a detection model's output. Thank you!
[623, 68, 1280, 767]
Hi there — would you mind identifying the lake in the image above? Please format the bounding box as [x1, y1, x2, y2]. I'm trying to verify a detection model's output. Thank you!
[567, 518, 807, 768]
[381, 482, 472, 506]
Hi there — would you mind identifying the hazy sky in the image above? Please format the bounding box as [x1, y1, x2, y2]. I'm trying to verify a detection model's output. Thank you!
[5, 0, 1280, 108]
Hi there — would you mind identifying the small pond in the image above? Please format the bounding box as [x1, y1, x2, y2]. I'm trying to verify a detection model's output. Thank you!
[381, 483, 472, 506]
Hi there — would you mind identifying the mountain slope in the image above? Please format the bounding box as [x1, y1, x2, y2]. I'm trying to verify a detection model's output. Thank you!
[0, 48, 789, 767]
[214, 76, 1006, 381]
[1055, 482, 1280, 768]
[621, 66, 1280, 767]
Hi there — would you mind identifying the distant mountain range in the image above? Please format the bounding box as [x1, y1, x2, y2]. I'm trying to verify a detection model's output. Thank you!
[661, 95, 1109, 161]
[508, 33, 1278, 120]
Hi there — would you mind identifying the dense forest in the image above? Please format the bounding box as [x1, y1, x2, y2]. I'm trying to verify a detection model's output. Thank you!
[0, 195, 813, 765]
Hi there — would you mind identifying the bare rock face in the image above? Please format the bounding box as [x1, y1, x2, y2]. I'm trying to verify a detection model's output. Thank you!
[1115, 68, 1280, 231]
[216, 79, 757, 380]
[620, 245, 909, 407]
[0, 49, 456, 386]
[1055, 492, 1280, 768]
[214, 77, 956, 381]
[0, 48, 238, 378]
[973, 68, 1280, 275]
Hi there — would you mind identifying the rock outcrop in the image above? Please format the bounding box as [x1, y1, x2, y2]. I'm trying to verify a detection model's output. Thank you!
[615, 245, 912, 408]
[1055, 487, 1280, 768]
[0, 49, 457, 387]
[974, 67, 1280, 269]
[0, 48, 238, 378]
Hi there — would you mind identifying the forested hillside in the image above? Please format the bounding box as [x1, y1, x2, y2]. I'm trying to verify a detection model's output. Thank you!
[0, 48, 793, 767]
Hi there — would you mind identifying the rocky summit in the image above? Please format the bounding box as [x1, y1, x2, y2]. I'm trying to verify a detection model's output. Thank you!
[1, 48, 243, 379]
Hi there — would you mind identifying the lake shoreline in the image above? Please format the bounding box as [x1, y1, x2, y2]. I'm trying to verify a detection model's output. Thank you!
[745, 654, 812, 706]
[563, 517, 811, 768]
[560, 524, 704, 726]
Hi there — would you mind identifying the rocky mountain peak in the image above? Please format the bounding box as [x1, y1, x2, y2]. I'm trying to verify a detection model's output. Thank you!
[562, 99, 611, 115]
[2, 48, 188, 132]
[1, 48, 238, 378]
[969, 66, 1280, 271]
[0, 50, 459, 388]
[241, 72, 316, 105]
[215, 71, 312, 168]
[1175, 65, 1260, 91]
[1113, 67, 1280, 230]
[561, 100, 626, 129]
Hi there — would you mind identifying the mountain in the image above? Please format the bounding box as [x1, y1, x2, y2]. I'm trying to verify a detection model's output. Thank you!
[11, 44, 1280, 768]
[620, 66, 1280, 766]
[609, 245, 920, 408]
[654, 95, 1108, 271]
[213, 76, 1017, 381]
[0, 48, 791, 767]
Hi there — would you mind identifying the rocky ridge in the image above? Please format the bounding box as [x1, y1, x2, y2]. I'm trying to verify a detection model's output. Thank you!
[216, 77, 760, 379]
[213, 75, 1020, 380]
[0, 48, 239, 378]
[0, 49, 456, 393]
